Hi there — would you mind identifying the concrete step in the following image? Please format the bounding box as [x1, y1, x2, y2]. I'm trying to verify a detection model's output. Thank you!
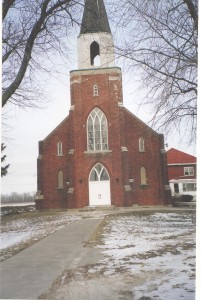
[79, 205, 116, 211]
[173, 201, 196, 208]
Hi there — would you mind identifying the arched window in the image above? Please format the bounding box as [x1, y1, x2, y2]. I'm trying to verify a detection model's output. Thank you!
[93, 84, 99, 96]
[57, 170, 64, 188]
[87, 108, 108, 151]
[90, 41, 100, 66]
[139, 138, 145, 152]
[140, 167, 147, 185]
[57, 142, 63, 156]
[89, 163, 110, 182]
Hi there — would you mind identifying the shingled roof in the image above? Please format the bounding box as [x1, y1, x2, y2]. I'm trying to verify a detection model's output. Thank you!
[167, 148, 196, 164]
[80, 0, 111, 34]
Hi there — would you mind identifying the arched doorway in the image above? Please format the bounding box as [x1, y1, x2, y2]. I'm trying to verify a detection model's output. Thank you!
[89, 163, 111, 206]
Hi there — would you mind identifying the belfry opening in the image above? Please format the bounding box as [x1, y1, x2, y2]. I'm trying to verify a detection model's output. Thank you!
[90, 41, 100, 66]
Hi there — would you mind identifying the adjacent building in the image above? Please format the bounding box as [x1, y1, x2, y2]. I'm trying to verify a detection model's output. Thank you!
[167, 148, 196, 199]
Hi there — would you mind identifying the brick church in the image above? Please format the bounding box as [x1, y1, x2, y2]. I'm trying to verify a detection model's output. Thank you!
[35, 0, 170, 210]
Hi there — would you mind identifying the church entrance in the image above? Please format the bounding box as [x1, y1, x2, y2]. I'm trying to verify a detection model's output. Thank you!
[89, 163, 111, 206]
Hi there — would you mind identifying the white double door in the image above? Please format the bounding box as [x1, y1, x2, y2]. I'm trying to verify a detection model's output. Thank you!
[89, 163, 111, 206]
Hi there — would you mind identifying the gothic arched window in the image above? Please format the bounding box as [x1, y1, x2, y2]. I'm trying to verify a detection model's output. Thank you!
[89, 163, 110, 181]
[87, 107, 108, 151]
[90, 41, 100, 66]
[57, 170, 64, 188]
[139, 137, 145, 152]
[140, 167, 147, 185]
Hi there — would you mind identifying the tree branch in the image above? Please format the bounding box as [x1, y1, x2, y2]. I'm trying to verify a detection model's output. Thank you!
[2, 0, 15, 20]
[2, 0, 72, 107]
[182, 0, 198, 31]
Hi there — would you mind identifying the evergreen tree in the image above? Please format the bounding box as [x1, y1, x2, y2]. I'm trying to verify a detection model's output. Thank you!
[1, 143, 10, 177]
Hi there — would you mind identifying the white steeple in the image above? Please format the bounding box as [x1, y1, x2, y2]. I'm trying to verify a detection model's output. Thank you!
[77, 0, 115, 69]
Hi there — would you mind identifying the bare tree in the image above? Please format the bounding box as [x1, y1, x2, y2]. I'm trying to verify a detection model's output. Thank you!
[2, 0, 83, 108]
[109, 0, 197, 143]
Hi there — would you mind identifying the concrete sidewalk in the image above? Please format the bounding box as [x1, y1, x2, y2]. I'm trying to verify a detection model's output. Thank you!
[0, 217, 104, 299]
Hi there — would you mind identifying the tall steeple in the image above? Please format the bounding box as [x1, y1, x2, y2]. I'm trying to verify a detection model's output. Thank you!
[77, 0, 115, 69]
[80, 0, 111, 34]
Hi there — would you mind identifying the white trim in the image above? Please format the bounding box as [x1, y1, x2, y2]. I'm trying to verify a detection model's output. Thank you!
[67, 188, 74, 194]
[109, 75, 121, 81]
[167, 163, 196, 166]
[93, 84, 99, 96]
[124, 185, 132, 191]
[68, 149, 75, 155]
[84, 150, 112, 154]
[169, 179, 196, 183]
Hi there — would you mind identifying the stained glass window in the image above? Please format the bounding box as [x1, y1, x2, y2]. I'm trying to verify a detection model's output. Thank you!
[87, 108, 108, 151]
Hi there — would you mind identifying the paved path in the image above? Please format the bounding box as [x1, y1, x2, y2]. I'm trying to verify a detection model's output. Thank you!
[0, 217, 104, 299]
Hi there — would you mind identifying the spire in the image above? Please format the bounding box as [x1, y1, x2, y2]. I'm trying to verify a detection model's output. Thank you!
[80, 0, 111, 34]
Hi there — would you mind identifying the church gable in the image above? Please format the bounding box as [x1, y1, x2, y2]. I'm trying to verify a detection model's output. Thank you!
[124, 108, 159, 137]
[123, 108, 163, 153]
[43, 116, 70, 143]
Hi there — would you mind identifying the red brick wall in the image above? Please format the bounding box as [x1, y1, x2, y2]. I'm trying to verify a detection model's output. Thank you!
[70, 68, 125, 208]
[124, 109, 169, 205]
[36, 116, 71, 210]
[36, 67, 170, 209]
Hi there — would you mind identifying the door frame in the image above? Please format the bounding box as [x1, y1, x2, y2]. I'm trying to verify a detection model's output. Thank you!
[88, 163, 111, 206]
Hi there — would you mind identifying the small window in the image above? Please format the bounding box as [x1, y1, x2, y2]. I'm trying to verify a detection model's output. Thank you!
[183, 183, 196, 191]
[184, 167, 194, 176]
[139, 138, 145, 152]
[140, 167, 147, 185]
[174, 183, 179, 193]
[93, 84, 99, 96]
[57, 142, 63, 156]
[57, 170, 64, 189]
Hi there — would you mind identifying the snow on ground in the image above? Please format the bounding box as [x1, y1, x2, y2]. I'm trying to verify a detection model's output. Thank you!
[0, 213, 81, 260]
[0, 209, 196, 299]
[96, 212, 196, 299]
[1, 202, 35, 207]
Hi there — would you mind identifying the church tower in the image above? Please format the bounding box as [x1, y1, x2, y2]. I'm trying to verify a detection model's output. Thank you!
[69, 0, 128, 207]
[35, 0, 170, 210]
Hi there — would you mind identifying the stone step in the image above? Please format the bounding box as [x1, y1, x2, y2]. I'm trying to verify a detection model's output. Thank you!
[173, 201, 196, 207]
[79, 205, 116, 211]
